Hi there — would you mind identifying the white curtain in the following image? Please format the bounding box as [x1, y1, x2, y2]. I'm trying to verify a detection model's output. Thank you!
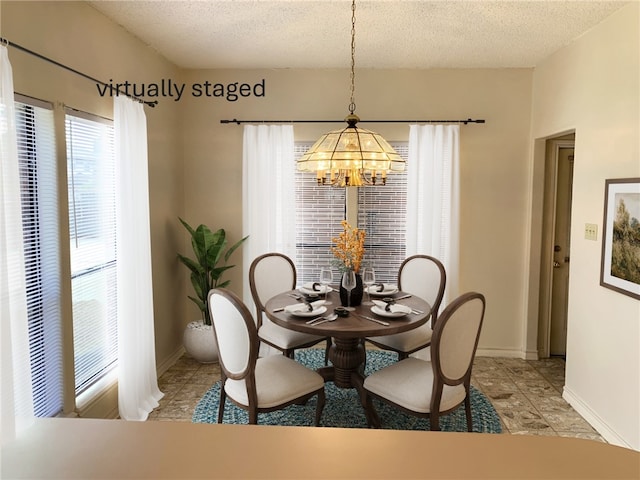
[242, 125, 296, 308]
[0, 45, 34, 444]
[114, 96, 163, 421]
[406, 124, 460, 307]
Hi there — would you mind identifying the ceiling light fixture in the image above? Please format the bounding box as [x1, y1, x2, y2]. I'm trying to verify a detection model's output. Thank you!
[296, 0, 405, 187]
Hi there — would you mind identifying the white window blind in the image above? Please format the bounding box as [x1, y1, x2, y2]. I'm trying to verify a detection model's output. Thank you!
[294, 142, 408, 284]
[65, 111, 118, 395]
[15, 96, 63, 417]
[294, 143, 346, 285]
[358, 143, 408, 283]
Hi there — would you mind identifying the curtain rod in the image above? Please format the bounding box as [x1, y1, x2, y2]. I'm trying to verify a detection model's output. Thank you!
[221, 118, 484, 125]
[1, 37, 157, 108]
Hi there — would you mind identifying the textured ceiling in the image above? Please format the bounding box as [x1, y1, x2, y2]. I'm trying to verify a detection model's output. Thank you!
[89, 0, 630, 69]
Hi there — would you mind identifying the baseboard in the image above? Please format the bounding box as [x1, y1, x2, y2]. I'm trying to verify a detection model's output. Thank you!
[563, 386, 634, 450]
[157, 345, 186, 378]
[476, 347, 527, 359]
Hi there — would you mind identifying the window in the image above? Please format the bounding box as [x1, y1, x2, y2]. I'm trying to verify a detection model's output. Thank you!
[15, 96, 63, 417]
[357, 143, 408, 282]
[65, 111, 117, 395]
[294, 143, 346, 284]
[294, 143, 408, 284]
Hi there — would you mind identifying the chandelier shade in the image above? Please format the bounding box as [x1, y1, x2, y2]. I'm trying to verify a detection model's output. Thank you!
[297, 115, 405, 186]
[297, 0, 404, 187]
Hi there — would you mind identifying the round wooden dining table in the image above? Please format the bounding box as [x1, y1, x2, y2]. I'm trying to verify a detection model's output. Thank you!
[264, 288, 432, 425]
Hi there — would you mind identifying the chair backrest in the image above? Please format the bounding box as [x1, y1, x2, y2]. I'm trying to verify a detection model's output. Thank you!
[431, 292, 485, 387]
[249, 253, 297, 325]
[207, 288, 259, 381]
[398, 255, 446, 321]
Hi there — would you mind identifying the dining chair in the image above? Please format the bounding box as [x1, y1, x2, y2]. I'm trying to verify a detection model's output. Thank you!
[362, 291, 486, 431]
[249, 252, 331, 363]
[208, 288, 326, 425]
[365, 255, 446, 360]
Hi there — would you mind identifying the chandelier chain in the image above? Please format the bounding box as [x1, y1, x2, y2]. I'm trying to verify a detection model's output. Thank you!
[295, 0, 405, 187]
[349, 0, 356, 115]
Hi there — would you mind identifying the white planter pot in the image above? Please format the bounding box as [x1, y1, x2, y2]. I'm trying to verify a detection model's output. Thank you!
[183, 321, 218, 364]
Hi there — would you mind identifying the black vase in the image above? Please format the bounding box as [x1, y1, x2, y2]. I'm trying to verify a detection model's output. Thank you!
[339, 272, 364, 307]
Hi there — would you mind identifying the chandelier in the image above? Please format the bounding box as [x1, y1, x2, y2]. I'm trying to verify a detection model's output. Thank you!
[296, 0, 405, 187]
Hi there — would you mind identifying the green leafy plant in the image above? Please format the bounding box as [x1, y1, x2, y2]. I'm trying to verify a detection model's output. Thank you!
[177, 218, 248, 325]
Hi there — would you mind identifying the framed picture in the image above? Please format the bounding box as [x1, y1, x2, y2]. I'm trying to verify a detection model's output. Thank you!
[600, 178, 640, 300]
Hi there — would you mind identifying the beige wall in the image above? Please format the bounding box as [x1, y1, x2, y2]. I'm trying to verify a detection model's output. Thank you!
[2, 1, 186, 416]
[529, 2, 639, 450]
[181, 67, 534, 356]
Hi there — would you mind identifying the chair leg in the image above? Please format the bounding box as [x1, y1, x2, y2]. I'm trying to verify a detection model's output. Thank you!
[324, 338, 332, 365]
[315, 390, 326, 426]
[360, 339, 367, 374]
[217, 381, 227, 424]
[398, 352, 409, 361]
[249, 407, 258, 425]
[465, 392, 473, 432]
[283, 348, 295, 359]
[431, 413, 441, 431]
[360, 392, 378, 428]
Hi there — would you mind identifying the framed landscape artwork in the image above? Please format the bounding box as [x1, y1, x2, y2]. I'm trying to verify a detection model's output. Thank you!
[600, 178, 640, 300]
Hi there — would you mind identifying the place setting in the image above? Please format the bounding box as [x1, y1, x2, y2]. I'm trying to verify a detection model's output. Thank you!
[370, 297, 421, 318]
[273, 266, 336, 320]
[365, 283, 399, 297]
[298, 265, 334, 296]
[283, 301, 328, 317]
[298, 282, 333, 296]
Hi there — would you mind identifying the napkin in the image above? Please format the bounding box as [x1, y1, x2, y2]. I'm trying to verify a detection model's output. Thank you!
[367, 283, 397, 293]
[284, 300, 326, 313]
[372, 299, 412, 314]
[301, 282, 331, 294]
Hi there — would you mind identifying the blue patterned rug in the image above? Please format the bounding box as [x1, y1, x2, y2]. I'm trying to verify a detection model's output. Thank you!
[192, 349, 502, 433]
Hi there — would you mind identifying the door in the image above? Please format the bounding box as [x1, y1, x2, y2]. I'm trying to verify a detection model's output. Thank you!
[549, 147, 574, 356]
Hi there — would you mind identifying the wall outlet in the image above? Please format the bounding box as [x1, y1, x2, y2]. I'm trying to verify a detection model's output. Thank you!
[585, 223, 598, 241]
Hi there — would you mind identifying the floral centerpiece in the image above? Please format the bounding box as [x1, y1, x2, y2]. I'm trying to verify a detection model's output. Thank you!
[331, 220, 366, 307]
[331, 220, 366, 273]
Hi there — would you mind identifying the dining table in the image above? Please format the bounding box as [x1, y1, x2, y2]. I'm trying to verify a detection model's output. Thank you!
[264, 286, 432, 426]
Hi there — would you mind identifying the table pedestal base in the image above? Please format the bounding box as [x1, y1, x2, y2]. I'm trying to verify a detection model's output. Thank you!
[316, 337, 377, 427]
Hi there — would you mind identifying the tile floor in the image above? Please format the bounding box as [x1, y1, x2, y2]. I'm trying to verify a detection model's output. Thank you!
[148, 348, 605, 442]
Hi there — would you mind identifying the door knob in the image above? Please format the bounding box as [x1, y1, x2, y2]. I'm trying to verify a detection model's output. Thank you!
[553, 261, 561, 268]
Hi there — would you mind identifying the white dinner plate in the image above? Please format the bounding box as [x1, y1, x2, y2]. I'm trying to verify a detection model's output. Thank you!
[299, 283, 333, 295]
[366, 284, 399, 296]
[285, 305, 328, 318]
[371, 305, 412, 318]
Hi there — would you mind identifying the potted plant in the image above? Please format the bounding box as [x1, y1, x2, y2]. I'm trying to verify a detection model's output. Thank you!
[177, 217, 248, 363]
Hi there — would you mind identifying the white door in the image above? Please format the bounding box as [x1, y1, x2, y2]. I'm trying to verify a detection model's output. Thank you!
[550, 147, 574, 356]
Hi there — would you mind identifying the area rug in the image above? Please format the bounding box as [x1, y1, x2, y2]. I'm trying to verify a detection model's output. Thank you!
[192, 349, 502, 433]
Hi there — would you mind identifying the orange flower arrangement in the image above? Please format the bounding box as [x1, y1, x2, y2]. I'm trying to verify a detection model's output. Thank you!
[331, 220, 366, 273]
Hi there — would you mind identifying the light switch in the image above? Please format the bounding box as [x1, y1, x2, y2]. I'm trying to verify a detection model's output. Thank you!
[585, 223, 598, 241]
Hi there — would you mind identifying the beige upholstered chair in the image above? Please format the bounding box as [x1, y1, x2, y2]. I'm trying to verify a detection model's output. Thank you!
[366, 255, 446, 359]
[249, 252, 330, 362]
[208, 288, 326, 425]
[362, 292, 485, 431]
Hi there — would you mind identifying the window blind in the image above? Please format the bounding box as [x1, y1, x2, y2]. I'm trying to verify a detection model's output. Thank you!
[294, 143, 346, 285]
[358, 143, 408, 283]
[294, 142, 408, 285]
[15, 96, 63, 417]
[65, 111, 118, 395]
